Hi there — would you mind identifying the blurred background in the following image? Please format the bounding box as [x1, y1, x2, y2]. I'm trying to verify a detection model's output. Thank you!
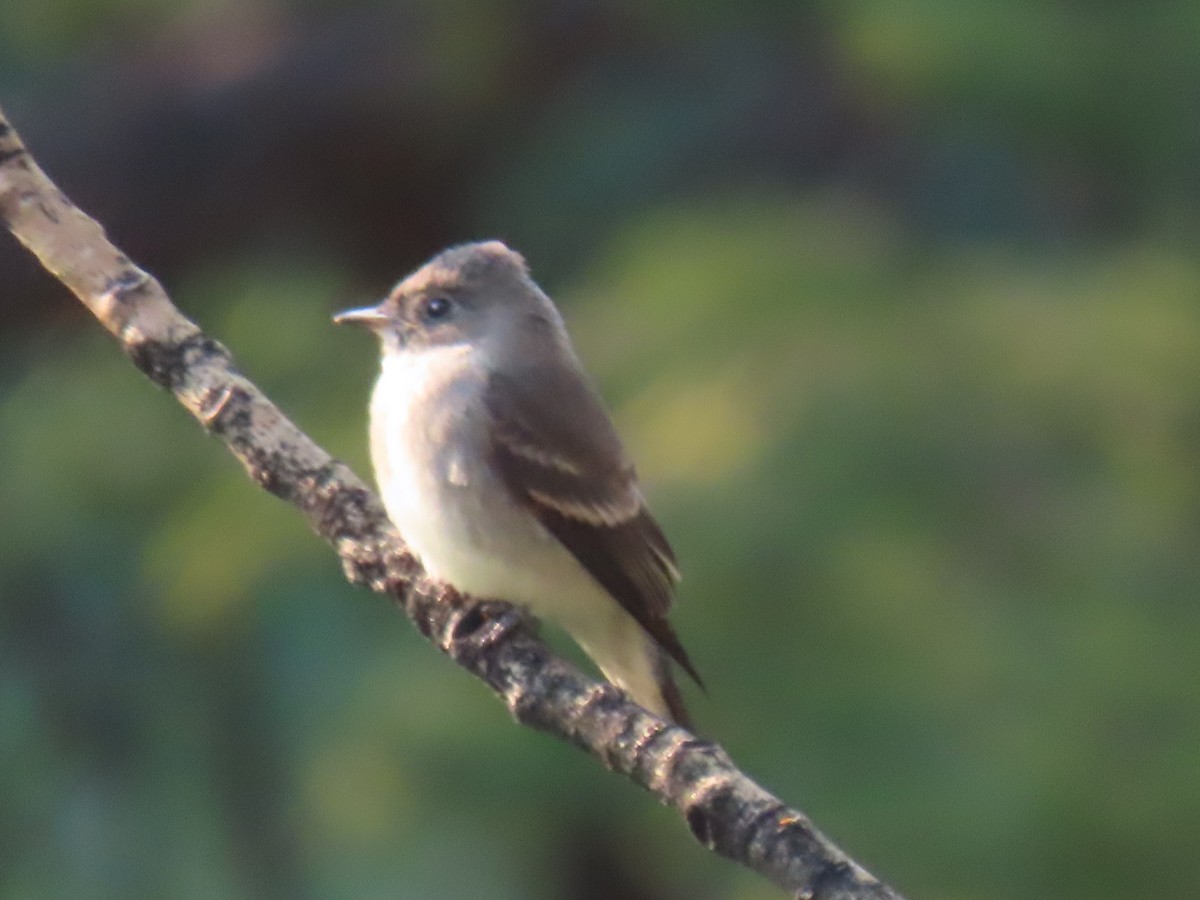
[2, 2, 1199, 898]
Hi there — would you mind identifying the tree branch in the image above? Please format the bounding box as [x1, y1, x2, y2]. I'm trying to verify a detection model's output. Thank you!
[0, 107, 905, 900]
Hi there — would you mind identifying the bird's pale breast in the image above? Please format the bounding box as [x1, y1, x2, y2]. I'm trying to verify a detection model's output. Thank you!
[369, 347, 605, 618]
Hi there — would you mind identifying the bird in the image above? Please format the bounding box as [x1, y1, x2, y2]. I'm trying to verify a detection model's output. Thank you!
[335, 240, 700, 724]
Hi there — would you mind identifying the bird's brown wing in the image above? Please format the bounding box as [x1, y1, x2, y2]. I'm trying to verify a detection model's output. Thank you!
[484, 365, 702, 686]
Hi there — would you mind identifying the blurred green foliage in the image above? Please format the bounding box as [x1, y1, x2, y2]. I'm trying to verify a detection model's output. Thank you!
[3, 2, 1200, 899]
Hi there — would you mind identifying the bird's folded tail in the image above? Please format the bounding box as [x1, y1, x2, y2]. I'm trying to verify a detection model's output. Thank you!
[574, 617, 693, 728]
[655, 658, 692, 729]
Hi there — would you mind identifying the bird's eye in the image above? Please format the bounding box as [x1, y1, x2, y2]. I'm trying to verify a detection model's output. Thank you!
[420, 296, 453, 323]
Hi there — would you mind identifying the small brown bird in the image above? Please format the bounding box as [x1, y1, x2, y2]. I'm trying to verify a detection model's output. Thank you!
[335, 241, 700, 723]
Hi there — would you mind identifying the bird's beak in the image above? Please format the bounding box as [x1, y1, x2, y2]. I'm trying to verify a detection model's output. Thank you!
[332, 303, 390, 328]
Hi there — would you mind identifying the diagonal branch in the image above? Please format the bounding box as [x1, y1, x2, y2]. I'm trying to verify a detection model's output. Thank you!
[0, 107, 905, 900]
